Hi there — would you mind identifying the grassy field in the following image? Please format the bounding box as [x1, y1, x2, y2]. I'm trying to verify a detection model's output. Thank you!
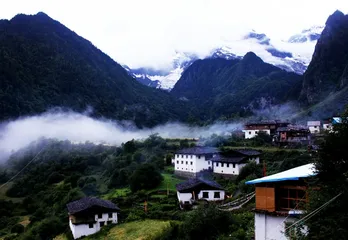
[152, 173, 183, 192]
[103, 187, 131, 199]
[84, 219, 174, 240]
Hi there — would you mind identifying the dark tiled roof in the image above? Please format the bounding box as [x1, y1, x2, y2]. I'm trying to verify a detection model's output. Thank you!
[176, 147, 219, 155]
[211, 154, 245, 163]
[245, 120, 289, 126]
[67, 197, 120, 214]
[277, 125, 309, 132]
[176, 178, 223, 191]
[232, 149, 261, 156]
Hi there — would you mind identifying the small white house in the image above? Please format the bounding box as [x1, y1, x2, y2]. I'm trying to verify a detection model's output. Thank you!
[176, 178, 225, 209]
[242, 121, 290, 139]
[246, 164, 316, 240]
[67, 197, 120, 239]
[174, 147, 218, 177]
[307, 121, 321, 134]
[211, 149, 261, 175]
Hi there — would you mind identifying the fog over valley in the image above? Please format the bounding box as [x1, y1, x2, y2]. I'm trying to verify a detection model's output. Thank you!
[0, 109, 243, 161]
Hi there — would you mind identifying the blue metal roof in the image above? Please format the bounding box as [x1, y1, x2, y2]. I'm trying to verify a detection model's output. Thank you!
[245, 163, 317, 185]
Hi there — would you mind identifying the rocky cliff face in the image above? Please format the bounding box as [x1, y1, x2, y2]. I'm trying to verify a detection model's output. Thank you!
[300, 10, 348, 104]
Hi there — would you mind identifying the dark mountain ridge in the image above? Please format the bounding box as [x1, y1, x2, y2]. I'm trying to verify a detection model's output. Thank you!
[0, 12, 190, 127]
[171, 52, 303, 119]
[300, 10, 348, 104]
[298, 10, 348, 118]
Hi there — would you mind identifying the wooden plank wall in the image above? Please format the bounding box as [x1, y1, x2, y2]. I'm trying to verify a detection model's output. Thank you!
[255, 186, 275, 212]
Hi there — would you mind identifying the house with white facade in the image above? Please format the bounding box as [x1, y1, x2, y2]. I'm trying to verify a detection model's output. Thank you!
[174, 147, 218, 177]
[211, 149, 260, 175]
[67, 197, 120, 239]
[307, 121, 321, 134]
[245, 164, 316, 240]
[174, 147, 261, 177]
[242, 120, 290, 139]
[176, 178, 225, 209]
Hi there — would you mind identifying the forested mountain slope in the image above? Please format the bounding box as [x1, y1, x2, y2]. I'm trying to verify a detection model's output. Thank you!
[171, 52, 303, 119]
[0, 12, 190, 127]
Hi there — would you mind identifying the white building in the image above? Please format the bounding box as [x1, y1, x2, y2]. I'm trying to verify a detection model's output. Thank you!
[307, 121, 321, 134]
[67, 197, 120, 239]
[211, 149, 260, 175]
[174, 147, 261, 177]
[246, 164, 316, 240]
[174, 147, 218, 177]
[176, 178, 225, 209]
[242, 121, 290, 139]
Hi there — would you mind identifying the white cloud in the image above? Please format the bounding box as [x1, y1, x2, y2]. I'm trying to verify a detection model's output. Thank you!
[0, 0, 348, 69]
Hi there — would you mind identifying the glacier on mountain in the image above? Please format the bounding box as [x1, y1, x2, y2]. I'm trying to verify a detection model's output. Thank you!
[126, 26, 324, 90]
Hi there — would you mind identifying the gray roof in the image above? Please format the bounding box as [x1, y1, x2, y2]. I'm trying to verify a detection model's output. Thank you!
[277, 125, 309, 132]
[232, 149, 261, 156]
[211, 154, 245, 163]
[245, 120, 289, 125]
[176, 178, 223, 192]
[176, 147, 219, 155]
[67, 197, 120, 214]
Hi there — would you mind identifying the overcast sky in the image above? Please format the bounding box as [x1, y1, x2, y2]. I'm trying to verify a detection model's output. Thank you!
[1, 0, 348, 69]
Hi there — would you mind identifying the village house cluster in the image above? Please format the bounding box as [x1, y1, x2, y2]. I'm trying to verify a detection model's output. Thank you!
[241, 118, 338, 145]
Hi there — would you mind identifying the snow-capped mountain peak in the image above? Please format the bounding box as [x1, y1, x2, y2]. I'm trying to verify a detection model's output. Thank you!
[288, 26, 324, 43]
[127, 26, 324, 90]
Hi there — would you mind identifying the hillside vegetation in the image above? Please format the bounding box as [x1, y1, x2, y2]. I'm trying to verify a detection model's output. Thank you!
[0, 12, 190, 127]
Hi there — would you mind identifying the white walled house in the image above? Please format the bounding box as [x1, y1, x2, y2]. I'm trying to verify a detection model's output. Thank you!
[174, 147, 261, 177]
[211, 149, 261, 175]
[245, 164, 316, 240]
[174, 147, 218, 177]
[242, 120, 290, 139]
[242, 129, 271, 139]
[307, 121, 321, 134]
[67, 197, 120, 239]
[176, 178, 225, 209]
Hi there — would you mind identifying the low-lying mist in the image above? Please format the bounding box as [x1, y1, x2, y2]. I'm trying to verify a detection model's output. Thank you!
[0, 110, 243, 161]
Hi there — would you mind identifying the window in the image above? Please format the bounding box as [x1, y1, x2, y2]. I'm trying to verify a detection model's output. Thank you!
[181, 161, 183, 164]
[226, 163, 229, 168]
[186, 155, 188, 158]
[108, 212, 113, 218]
[233, 163, 236, 168]
[249, 131, 251, 135]
[208, 161, 210, 165]
[186, 168, 187, 170]
[202, 192, 209, 198]
[278, 188, 307, 211]
[190, 162, 193, 165]
[176, 160, 179, 164]
[214, 192, 221, 198]
[221, 163, 224, 167]
[177, 167, 179, 169]
[98, 213, 103, 219]
[314, 126, 317, 128]
[198, 156, 201, 159]
[100, 222, 105, 227]
[190, 155, 192, 159]
[186, 161, 188, 165]
[216, 162, 219, 167]
[89, 223, 94, 228]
